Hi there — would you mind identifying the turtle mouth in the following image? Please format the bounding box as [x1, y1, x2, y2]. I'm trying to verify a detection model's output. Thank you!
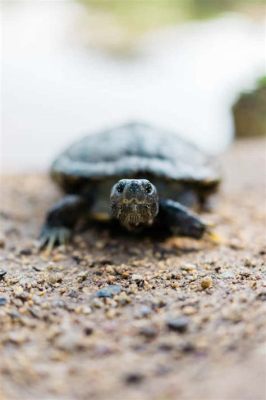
[112, 201, 158, 230]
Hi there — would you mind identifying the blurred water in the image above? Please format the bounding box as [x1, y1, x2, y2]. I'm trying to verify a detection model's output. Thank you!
[1, 1, 265, 172]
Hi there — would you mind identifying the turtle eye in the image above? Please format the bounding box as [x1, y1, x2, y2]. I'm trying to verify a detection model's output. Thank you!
[117, 182, 125, 193]
[145, 183, 153, 194]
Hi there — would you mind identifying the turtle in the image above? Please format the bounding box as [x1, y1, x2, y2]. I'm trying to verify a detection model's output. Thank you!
[40, 122, 220, 250]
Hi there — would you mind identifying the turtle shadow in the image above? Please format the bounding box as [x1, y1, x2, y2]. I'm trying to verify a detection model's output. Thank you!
[77, 220, 201, 260]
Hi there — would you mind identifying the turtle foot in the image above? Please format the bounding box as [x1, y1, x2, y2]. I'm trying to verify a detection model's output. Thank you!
[38, 225, 71, 253]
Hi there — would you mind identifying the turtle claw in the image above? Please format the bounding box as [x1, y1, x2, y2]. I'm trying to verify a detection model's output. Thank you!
[38, 226, 71, 253]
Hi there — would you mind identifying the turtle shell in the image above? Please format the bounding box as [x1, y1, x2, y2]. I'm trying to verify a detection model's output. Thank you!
[51, 122, 220, 194]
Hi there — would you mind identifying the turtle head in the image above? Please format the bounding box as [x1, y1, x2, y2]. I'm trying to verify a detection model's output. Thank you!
[110, 179, 159, 230]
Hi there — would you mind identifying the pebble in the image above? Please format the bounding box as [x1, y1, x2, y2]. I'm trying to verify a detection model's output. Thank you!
[77, 272, 88, 283]
[132, 274, 145, 288]
[19, 248, 32, 256]
[124, 372, 145, 385]
[7, 331, 28, 345]
[0, 270, 7, 280]
[166, 316, 189, 333]
[139, 325, 158, 339]
[181, 342, 196, 353]
[48, 273, 64, 284]
[181, 263, 197, 272]
[256, 291, 266, 301]
[115, 292, 131, 305]
[0, 236, 5, 248]
[83, 325, 94, 336]
[96, 285, 122, 298]
[91, 298, 103, 308]
[201, 276, 213, 290]
[221, 271, 235, 279]
[182, 306, 197, 316]
[135, 305, 152, 318]
[0, 297, 7, 306]
[56, 332, 85, 352]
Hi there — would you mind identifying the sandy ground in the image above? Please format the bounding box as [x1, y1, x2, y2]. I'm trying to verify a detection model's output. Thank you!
[0, 139, 265, 400]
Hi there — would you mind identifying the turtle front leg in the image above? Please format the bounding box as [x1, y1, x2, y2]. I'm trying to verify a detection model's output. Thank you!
[158, 199, 206, 239]
[39, 195, 89, 251]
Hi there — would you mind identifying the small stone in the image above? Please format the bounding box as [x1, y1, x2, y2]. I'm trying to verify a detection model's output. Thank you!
[256, 291, 266, 301]
[107, 275, 116, 284]
[135, 305, 152, 318]
[181, 263, 197, 272]
[48, 273, 64, 284]
[201, 276, 213, 290]
[105, 265, 114, 274]
[52, 253, 66, 262]
[83, 325, 94, 336]
[0, 270, 7, 280]
[0, 297, 7, 306]
[132, 274, 143, 281]
[105, 309, 117, 319]
[244, 258, 256, 268]
[170, 282, 179, 289]
[19, 248, 32, 256]
[124, 372, 145, 385]
[221, 270, 235, 279]
[91, 298, 103, 308]
[115, 292, 131, 305]
[57, 332, 85, 352]
[7, 331, 28, 345]
[229, 238, 244, 250]
[181, 342, 196, 353]
[96, 285, 121, 298]
[14, 286, 24, 297]
[77, 272, 88, 283]
[182, 306, 197, 316]
[166, 316, 189, 333]
[139, 325, 158, 339]
[0, 236, 5, 248]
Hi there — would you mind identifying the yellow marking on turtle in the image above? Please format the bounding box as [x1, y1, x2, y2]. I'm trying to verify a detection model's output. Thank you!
[91, 212, 111, 222]
[206, 230, 226, 244]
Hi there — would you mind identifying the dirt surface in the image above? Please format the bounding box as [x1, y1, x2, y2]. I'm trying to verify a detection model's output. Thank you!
[0, 139, 266, 400]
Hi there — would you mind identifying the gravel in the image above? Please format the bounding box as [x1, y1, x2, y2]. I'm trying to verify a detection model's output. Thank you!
[0, 139, 265, 400]
[166, 316, 190, 333]
[96, 284, 122, 298]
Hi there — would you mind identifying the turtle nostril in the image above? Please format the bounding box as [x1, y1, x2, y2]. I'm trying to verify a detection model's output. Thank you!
[145, 183, 153, 194]
[117, 182, 125, 193]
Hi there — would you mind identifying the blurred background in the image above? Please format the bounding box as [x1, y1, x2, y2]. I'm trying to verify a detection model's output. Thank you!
[1, 0, 265, 173]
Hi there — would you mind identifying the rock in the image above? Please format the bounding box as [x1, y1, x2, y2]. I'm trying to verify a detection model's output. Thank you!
[0, 235, 5, 248]
[83, 325, 94, 336]
[201, 276, 213, 290]
[181, 263, 197, 272]
[0, 297, 7, 306]
[124, 372, 145, 385]
[135, 305, 152, 318]
[166, 316, 189, 333]
[132, 274, 145, 287]
[56, 331, 85, 352]
[96, 284, 122, 298]
[256, 291, 266, 301]
[139, 325, 158, 339]
[221, 271, 235, 279]
[19, 248, 32, 256]
[0, 270, 7, 280]
[47, 272, 64, 284]
[6, 331, 28, 345]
